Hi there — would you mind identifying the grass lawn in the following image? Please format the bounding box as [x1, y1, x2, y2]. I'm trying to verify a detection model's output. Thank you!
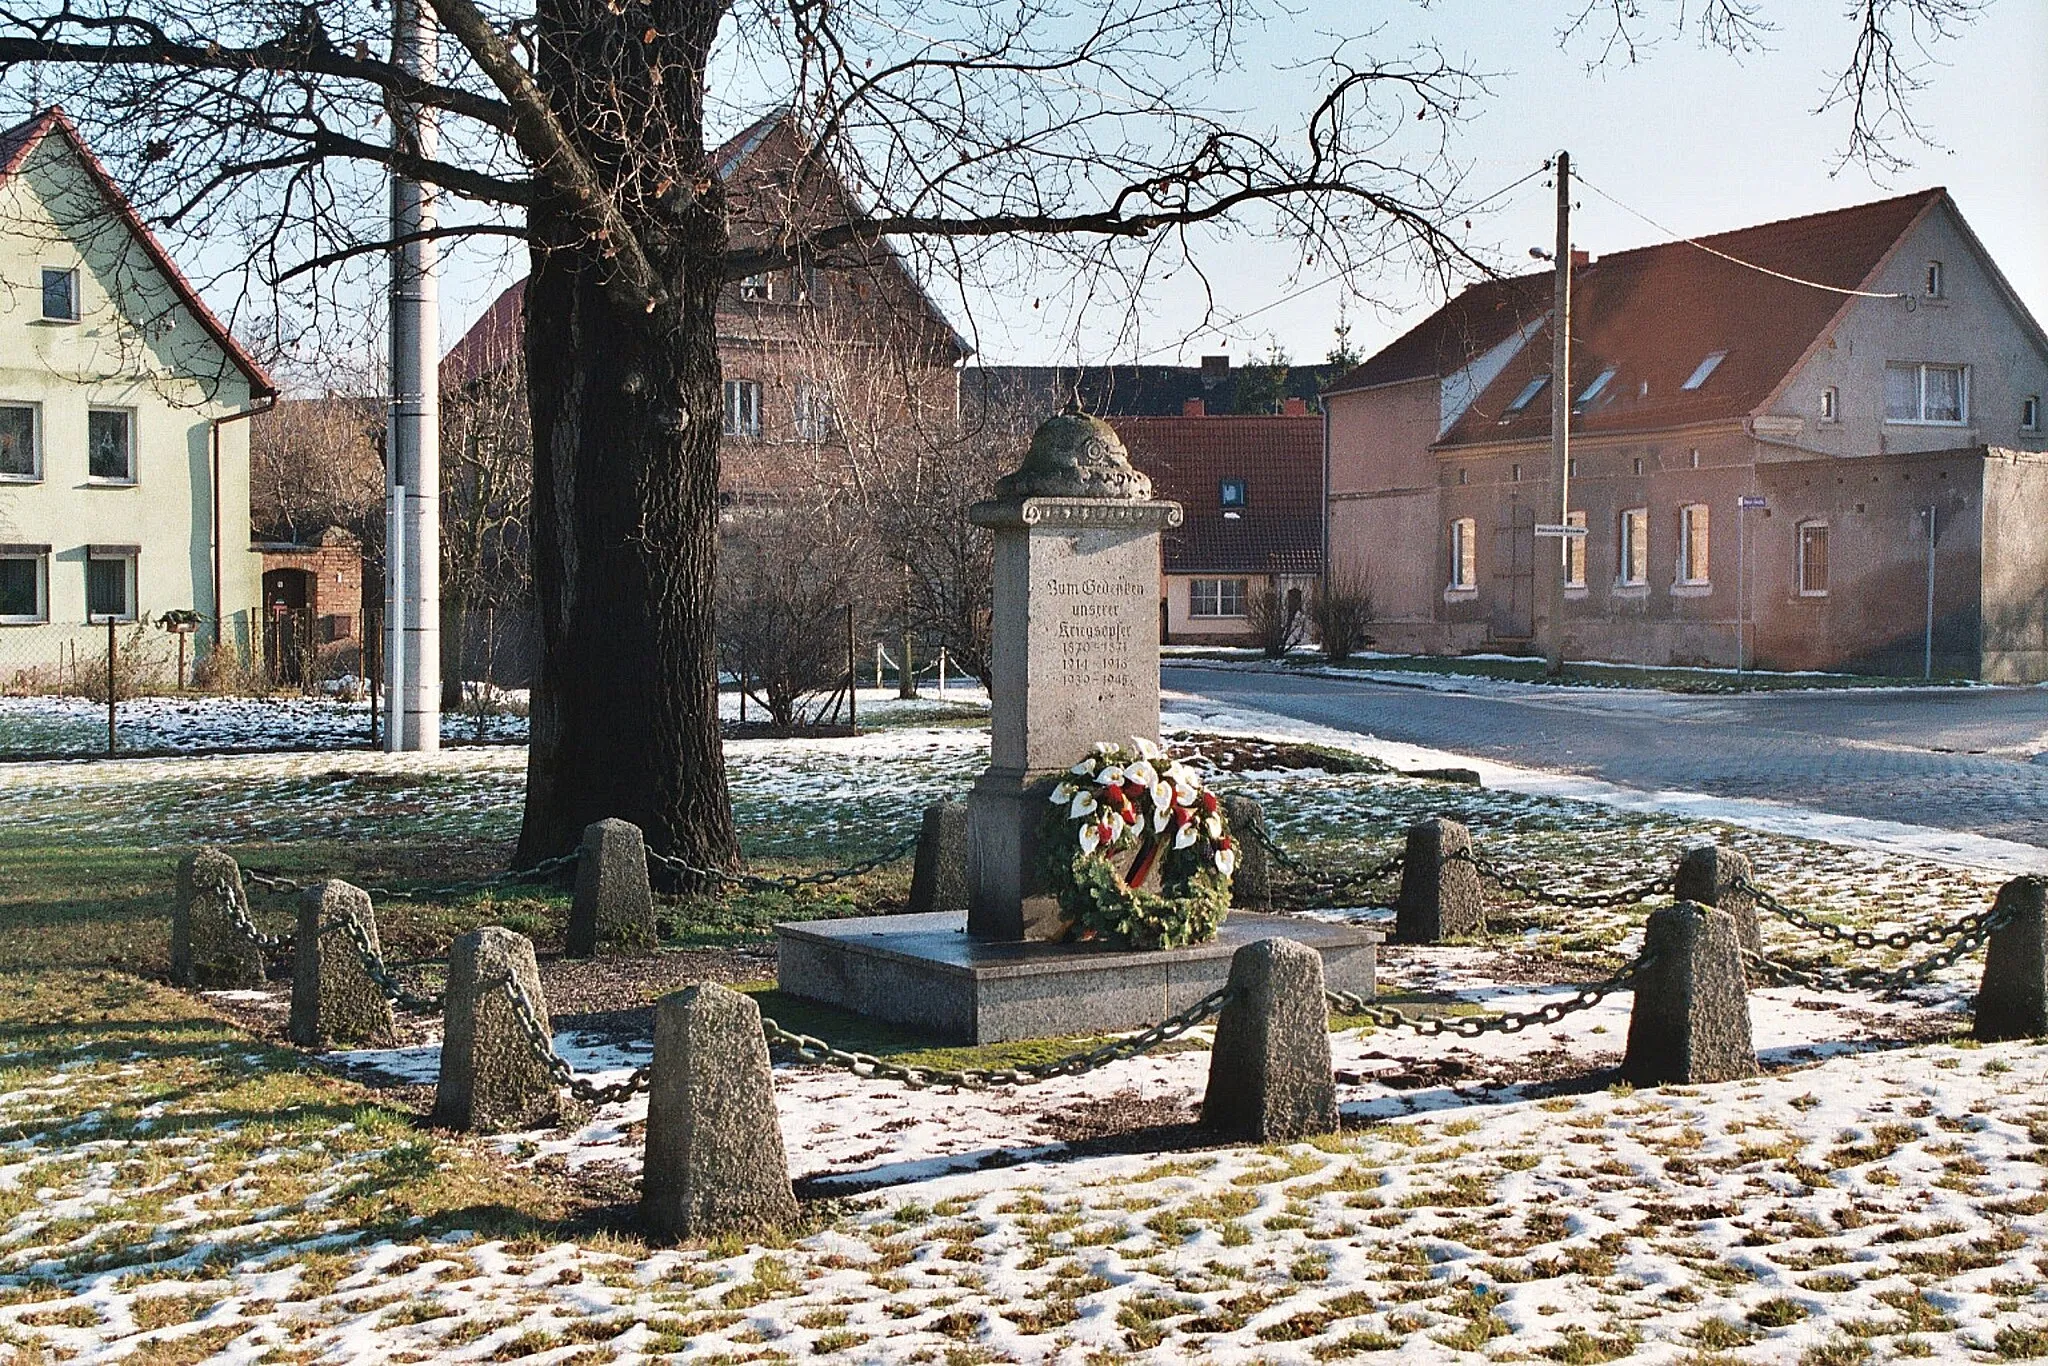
[1, 721, 2040, 1363]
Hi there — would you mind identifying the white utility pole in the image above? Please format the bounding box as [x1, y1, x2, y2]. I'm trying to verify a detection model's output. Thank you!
[1541, 151, 1572, 676]
[1923, 505, 1937, 680]
[384, 0, 441, 751]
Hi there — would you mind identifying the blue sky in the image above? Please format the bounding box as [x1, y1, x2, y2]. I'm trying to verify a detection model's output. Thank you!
[424, 1, 2048, 373]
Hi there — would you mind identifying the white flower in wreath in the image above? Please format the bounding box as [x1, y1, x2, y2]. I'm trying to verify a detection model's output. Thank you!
[1205, 815, 1224, 840]
[1104, 808, 1127, 842]
[1097, 765, 1126, 788]
[1093, 740, 1117, 755]
[1079, 822, 1105, 854]
[1050, 781, 1080, 805]
[1164, 761, 1196, 787]
[1133, 736, 1165, 760]
[1069, 790, 1098, 819]
[1215, 844, 1238, 877]
[1124, 759, 1159, 790]
[1150, 782, 1175, 830]
[1172, 780, 1199, 808]
[1174, 819, 1200, 850]
[1070, 758, 1099, 777]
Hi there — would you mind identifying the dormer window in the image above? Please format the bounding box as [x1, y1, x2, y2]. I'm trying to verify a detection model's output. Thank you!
[1504, 374, 1549, 414]
[1924, 261, 1944, 299]
[1575, 367, 1617, 409]
[739, 273, 773, 303]
[1680, 350, 1727, 391]
[1218, 477, 1247, 515]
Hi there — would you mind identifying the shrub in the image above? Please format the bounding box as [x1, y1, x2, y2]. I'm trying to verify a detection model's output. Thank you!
[1311, 560, 1375, 662]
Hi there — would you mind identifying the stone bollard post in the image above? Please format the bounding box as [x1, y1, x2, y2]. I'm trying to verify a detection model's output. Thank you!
[1974, 877, 2048, 1043]
[1220, 795, 1272, 912]
[568, 818, 657, 958]
[905, 801, 970, 916]
[1394, 817, 1484, 943]
[288, 880, 397, 1048]
[171, 848, 266, 989]
[641, 983, 799, 1241]
[432, 928, 563, 1133]
[1673, 845, 1761, 955]
[1200, 938, 1336, 1141]
[1621, 901, 1757, 1085]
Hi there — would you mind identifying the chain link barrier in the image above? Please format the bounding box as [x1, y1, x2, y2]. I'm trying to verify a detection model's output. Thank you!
[321, 913, 447, 1014]
[1453, 850, 1674, 910]
[1741, 903, 2017, 998]
[1251, 822, 1408, 909]
[243, 851, 582, 904]
[646, 833, 920, 895]
[494, 974, 654, 1105]
[1325, 947, 1655, 1038]
[1735, 874, 2009, 953]
[204, 868, 294, 950]
[757, 986, 1232, 1089]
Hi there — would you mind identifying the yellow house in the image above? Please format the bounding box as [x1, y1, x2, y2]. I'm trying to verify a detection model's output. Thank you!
[0, 109, 274, 684]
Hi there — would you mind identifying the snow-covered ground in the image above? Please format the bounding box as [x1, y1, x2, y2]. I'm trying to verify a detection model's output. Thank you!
[0, 684, 989, 758]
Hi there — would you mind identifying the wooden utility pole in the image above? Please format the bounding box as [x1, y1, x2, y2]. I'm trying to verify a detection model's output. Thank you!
[1542, 151, 1573, 676]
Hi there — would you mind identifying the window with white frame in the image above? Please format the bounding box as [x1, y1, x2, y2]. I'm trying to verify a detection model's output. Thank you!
[1189, 577, 1248, 618]
[738, 273, 772, 303]
[1677, 504, 1710, 584]
[1618, 507, 1649, 586]
[85, 548, 136, 622]
[40, 266, 77, 321]
[1884, 363, 1967, 424]
[1449, 517, 1477, 590]
[87, 408, 135, 483]
[792, 382, 838, 440]
[723, 379, 762, 437]
[1797, 522, 1830, 596]
[0, 404, 38, 480]
[1565, 510, 1587, 588]
[2024, 396, 2040, 432]
[1820, 386, 1839, 422]
[1924, 261, 1943, 299]
[1681, 351, 1727, 391]
[0, 545, 47, 623]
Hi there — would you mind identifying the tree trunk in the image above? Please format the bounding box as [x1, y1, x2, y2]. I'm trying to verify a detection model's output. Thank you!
[514, 0, 739, 881]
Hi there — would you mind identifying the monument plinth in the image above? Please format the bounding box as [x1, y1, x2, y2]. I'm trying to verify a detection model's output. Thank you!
[774, 413, 1381, 1043]
[967, 493, 1182, 939]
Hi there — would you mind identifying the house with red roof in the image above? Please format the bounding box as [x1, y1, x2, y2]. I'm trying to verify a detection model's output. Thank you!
[1326, 189, 2048, 680]
[0, 109, 276, 683]
[442, 111, 971, 502]
[1112, 400, 1325, 645]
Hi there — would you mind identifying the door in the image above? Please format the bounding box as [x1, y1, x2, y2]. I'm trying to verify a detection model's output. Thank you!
[1491, 504, 1535, 639]
[263, 569, 313, 686]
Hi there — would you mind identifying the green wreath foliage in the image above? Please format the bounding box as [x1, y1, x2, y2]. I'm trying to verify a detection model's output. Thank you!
[1041, 739, 1237, 951]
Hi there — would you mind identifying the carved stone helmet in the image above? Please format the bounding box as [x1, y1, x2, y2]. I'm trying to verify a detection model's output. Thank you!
[991, 413, 1153, 501]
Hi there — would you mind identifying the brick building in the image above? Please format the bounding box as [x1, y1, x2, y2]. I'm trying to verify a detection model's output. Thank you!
[1111, 401, 1325, 645]
[255, 527, 364, 684]
[442, 112, 971, 503]
[1325, 189, 2048, 680]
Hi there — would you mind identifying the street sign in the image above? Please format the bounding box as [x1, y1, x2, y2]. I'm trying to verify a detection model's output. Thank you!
[1738, 495, 1768, 509]
[1533, 523, 1588, 538]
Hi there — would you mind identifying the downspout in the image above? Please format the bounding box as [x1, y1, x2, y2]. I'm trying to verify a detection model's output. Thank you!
[210, 393, 279, 652]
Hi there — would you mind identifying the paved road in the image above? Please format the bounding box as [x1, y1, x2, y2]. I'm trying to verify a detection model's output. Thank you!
[1163, 664, 2048, 849]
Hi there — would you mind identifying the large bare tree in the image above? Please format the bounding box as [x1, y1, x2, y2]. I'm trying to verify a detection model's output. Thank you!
[0, 0, 1987, 875]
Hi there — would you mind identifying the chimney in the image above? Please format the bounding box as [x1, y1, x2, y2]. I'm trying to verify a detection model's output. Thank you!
[1570, 249, 1590, 268]
[1281, 396, 1309, 416]
[1199, 354, 1230, 385]
[1182, 397, 1207, 417]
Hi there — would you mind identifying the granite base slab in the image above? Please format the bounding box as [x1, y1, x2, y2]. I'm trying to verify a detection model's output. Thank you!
[775, 911, 1382, 1045]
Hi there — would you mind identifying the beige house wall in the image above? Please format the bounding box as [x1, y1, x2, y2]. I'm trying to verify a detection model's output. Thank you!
[1161, 571, 1316, 646]
[1326, 375, 1442, 639]
[0, 131, 261, 685]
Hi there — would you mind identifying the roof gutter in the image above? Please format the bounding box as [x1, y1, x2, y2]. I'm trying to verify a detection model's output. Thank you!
[210, 392, 278, 653]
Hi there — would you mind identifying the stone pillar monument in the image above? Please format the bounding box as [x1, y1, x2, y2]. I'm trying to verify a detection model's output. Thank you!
[966, 414, 1182, 941]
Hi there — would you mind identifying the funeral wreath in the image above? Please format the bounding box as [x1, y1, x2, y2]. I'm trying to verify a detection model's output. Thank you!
[1044, 738, 1235, 950]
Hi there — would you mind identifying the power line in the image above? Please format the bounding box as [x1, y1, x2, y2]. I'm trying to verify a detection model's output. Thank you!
[1573, 172, 1911, 301]
[1132, 160, 1555, 361]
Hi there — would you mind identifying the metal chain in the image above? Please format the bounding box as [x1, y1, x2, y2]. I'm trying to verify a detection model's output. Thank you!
[1741, 901, 2016, 998]
[321, 914, 445, 1014]
[242, 850, 582, 904]
[1325, 947, 1655, 1038]
[205, 870, 293, 950]
[1735, 874, 2013, 953]
[1248, 824, 1406, 908]
[1454, 850, 1674, 910]
[647, 833, 919, 894]
[493, 975, 653, 1105]
[759, 985, 1232, 1089]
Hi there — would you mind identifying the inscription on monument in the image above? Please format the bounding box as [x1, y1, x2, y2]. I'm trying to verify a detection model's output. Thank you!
[1049, 576, 1145, 700]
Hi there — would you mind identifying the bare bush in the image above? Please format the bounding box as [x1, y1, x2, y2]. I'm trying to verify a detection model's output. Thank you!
[1311, 563, 1377, 663]
[717, 506, 877, 729]
[1244, 584, 1306, 659]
